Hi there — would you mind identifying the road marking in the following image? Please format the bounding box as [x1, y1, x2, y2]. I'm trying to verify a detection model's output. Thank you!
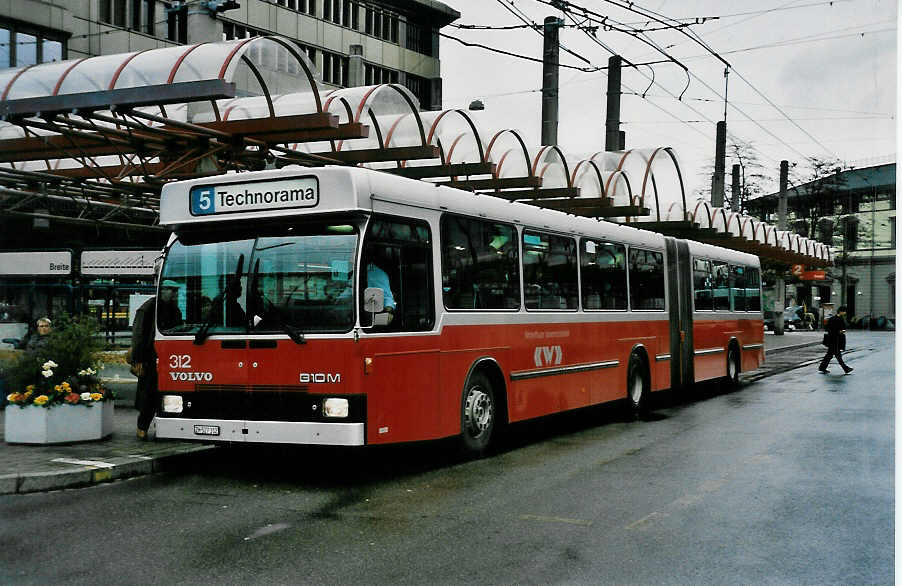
[51, 458, 114, 469]
[520, 514, 592, 527]
[243, 523, 291, 541]
[625, 511, 669, 530]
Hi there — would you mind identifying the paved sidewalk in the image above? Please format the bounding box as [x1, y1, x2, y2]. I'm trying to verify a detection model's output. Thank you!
[0, 330, 838, 495]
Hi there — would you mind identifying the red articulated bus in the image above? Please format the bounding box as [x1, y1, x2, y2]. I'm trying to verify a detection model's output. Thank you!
[153, 166, 763, 455]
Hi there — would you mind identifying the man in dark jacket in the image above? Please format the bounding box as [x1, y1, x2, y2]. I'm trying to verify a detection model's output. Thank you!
[818, 306, 853, 374]
[131, 296, 157, 440]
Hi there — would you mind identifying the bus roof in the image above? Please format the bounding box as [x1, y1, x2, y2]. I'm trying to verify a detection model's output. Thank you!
[159, 166, 750, 258]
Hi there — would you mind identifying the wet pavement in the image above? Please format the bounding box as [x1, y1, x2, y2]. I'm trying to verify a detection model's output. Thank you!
[0, 329, 857, 494]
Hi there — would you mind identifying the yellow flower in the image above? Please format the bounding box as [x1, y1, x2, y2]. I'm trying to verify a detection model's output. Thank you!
[33, 395, 49, 405]
[23, 390, 33, 399]
[90, 393, 103, 401]
[7, 392, 22, 403]
[26, 385, 35, 392]
[60, 381, 71, 391]
[54, 384, 61, 392]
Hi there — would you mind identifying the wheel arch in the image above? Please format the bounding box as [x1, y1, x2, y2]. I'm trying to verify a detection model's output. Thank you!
[465, 356, 509, 425]
[628, 343, 652, 380]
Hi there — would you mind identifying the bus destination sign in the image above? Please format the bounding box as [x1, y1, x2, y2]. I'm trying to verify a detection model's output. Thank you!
[189, 177, 319, 216]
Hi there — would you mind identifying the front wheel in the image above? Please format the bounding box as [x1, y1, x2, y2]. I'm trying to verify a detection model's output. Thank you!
[459, 371, 496, 457]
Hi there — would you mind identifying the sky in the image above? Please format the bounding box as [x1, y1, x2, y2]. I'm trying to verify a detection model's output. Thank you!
[438, 0, 897, 200]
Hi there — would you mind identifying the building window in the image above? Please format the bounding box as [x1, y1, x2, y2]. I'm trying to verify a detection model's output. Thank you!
[321, 50, 349, 86]
[0, 19, 67, 67]
[167, 2, 187, 44]
[406, 20, 432, 56]
[364, 63, 397, 85]
[364, 6, 398, 44]
[404, 73, 430, 109]
[130, 0, 156, 35]
[100, 0, 128, 27]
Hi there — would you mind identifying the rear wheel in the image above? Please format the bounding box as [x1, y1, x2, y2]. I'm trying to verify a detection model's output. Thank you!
[626, 353, 649, 416]
[460, 371, 496, 457]
[726, 345, 740, 387]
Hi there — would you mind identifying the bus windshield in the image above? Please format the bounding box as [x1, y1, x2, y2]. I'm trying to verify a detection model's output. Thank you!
[159, 222, 358, 336]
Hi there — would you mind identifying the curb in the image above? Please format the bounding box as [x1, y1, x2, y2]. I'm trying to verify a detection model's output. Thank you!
[764, 340, 823, 355]
[0, 443, 217, 495]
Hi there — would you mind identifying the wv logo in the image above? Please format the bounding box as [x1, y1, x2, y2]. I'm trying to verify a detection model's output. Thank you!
[534, 345, 563, 367]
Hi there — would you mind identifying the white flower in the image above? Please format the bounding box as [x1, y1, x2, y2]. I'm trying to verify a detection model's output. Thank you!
[42, 360, 58, 370]
[78, 369, 87, 376]
[87, 368, 97, 375]
[80, 392, 92, 401]
[41, 370, 53, 378]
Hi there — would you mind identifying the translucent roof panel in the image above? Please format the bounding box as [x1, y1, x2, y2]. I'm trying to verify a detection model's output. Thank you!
[222, 38, 319, 104]
[485, 130, 530, 178]
[442, 131, 481, 165]
[114, 46, 201, 90]
[571, 161, 603, 198]
[57, 53, 141, 95]
[382, 112, 424, 149]
[3, 60, 80, 99]
[532, 146, 569, 189]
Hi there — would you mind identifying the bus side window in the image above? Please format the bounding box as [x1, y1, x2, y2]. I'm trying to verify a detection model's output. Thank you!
[522, 231, 578, 310]
[730, 264, 747, 311]
[628, 248, 665, 311]
[711, 261, 731, 311]
[693, 258, 713, 311]
[440, 215, 519, 310]
[363, 217, 434, 331]
[746, 267, 761, 312]
[580, 239, 627, 310]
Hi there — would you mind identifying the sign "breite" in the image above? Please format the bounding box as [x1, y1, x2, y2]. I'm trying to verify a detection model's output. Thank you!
[189, 177, 318, 216]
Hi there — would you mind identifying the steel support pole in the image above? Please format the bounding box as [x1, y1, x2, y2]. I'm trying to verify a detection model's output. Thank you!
[605, 55, 622, 152]
[541, 16, 561, 146]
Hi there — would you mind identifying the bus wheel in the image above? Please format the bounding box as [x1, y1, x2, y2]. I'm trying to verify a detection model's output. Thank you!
[627, 353, 649, 416]
[460, 371, 495, 456]
[726, 345, 741, 387]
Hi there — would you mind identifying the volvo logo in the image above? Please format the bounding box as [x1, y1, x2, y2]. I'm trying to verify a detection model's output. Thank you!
[169, 371, 213, 382]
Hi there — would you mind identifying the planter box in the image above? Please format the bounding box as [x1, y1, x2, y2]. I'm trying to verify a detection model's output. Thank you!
[4, 402, 114, 444]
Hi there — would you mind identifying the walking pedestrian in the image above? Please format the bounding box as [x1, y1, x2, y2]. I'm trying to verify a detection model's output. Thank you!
[818, 305, 853, 375]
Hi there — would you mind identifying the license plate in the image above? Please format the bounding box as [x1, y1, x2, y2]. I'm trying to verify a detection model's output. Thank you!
[193, 424, 220, 436]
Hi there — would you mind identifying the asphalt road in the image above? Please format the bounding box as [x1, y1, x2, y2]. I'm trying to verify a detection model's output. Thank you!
[1, 332, 892, 585]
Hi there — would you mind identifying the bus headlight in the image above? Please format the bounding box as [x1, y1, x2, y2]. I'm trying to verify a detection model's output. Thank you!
[323, 398, 349, 418]
[162, 395, 183, 414]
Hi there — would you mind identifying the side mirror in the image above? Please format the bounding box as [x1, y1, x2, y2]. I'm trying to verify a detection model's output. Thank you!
[363, 287, 384, 314]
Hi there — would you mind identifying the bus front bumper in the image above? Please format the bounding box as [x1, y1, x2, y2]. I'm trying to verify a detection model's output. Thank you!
[154, 417, 365, 445]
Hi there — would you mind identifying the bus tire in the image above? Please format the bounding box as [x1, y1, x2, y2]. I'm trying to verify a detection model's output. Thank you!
[726, 344, 741, 388]
[627, 353, 649, 416]
[459, 371, 496, 457]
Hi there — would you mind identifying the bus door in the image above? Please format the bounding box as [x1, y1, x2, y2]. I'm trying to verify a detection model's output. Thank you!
[664, 237, 694, 391]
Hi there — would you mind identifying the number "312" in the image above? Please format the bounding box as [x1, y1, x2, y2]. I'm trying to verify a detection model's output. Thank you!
[169, 354, 192, 369]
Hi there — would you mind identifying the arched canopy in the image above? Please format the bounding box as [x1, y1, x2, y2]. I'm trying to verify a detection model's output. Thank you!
[1, 36, 322, 126]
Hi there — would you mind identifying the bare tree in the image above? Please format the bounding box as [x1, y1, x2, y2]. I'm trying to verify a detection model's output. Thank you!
[694, 139, 771, 213]
[786, 156, 848, 242]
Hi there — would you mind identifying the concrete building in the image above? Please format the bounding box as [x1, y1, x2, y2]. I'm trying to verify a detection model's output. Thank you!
[0, 0, 458, 109]
[746, 163, 895, 328]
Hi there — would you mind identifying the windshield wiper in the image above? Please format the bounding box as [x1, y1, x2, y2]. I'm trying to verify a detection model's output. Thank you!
[194, 254, 244, 345]
[249, 259, 306, 345]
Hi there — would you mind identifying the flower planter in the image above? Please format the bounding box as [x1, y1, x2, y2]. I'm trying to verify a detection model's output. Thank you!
[4, 402, 114, 444]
